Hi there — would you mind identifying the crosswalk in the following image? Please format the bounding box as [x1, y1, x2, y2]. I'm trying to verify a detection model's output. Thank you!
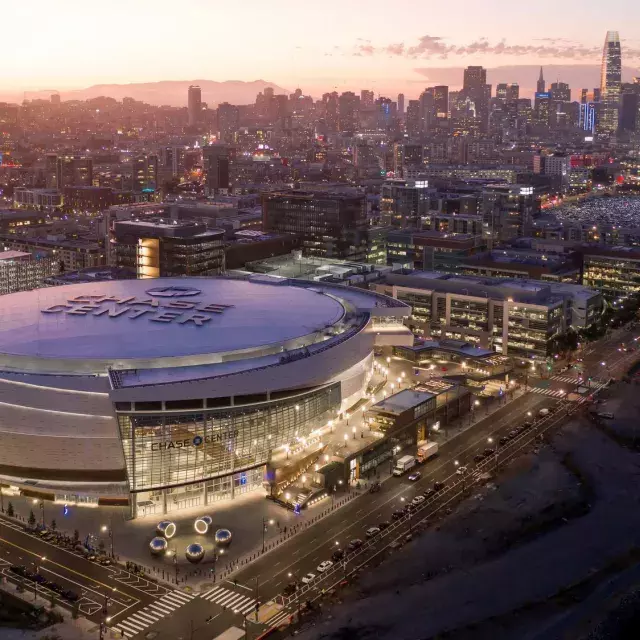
[267, 609, 292, 628]
[200, 585, 258, 615]
[112, 590, 195, 638]
[530, 387, 568, 398]
[550, 375, 581, 384]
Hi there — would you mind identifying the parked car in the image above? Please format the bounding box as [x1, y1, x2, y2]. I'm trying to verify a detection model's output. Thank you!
[483, 448, 495, 457]
[392, 510, 404, 520]
[301, 573, 316, 584]
[499, 436, 508, 446]
[455, 466, 468, 475]
[283, 583, 297, 596]
[433, 481, 446, 491]
[316, 560, 333, 573]
[422, 488, 435, 499]
[378, 521, 390, 530]
[331, 549, 344, 562]
[474, 454, 484, 463]
[346, 538, 363, 552]
[411, 495, 426, 506]
[366, 526, 381, 538]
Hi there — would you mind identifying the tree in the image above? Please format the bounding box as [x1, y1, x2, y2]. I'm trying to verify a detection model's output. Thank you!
[28, 510, 36, 527]
[6, 502, 14, 517]
[50, 519, 57, 531]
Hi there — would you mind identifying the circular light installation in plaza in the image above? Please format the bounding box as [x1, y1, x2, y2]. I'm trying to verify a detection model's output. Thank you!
[156, 520, 177, 539]
[185, 543, 205, 563]
[194, 515, 213, 534]
[149, 537, 168, 556]
[215, 528, 232, 546]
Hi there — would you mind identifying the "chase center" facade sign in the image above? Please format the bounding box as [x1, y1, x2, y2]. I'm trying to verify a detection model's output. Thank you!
[41, 287, 232, 326]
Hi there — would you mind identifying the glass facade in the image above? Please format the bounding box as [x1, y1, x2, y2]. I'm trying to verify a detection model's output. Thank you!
[117, 384, 341, 516]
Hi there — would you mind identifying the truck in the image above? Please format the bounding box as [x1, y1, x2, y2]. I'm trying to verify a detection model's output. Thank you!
[417, 441, 439, 463]
[392, 455, 416, 476]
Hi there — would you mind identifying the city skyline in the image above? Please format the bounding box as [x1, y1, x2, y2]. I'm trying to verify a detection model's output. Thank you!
[1, 0, 639, 98]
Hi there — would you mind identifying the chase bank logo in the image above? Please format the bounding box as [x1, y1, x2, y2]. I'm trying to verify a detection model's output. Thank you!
[192, 435, 203, 446]
[145, 286, 202, 298]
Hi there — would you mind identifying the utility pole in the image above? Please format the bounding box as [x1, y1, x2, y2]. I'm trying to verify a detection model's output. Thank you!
[254, 575, 260, 623]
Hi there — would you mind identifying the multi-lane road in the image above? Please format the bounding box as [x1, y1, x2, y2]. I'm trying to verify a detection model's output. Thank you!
[1, 325, 637, 640]
[0, 515, 193, 633]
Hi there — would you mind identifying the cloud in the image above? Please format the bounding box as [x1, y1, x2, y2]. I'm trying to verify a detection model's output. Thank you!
[349, 35, 640, 61]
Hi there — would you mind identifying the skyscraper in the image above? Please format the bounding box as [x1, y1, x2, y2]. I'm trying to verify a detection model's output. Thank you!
[599, 30, 622, 135]
[462, 67, 489, 132]
[537, 67, 546, 94]
[397, 93, 405, 116]
[187, 85, 202, 127]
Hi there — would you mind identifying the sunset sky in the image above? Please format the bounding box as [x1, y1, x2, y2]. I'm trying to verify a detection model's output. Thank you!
[3, 0, 639, 97]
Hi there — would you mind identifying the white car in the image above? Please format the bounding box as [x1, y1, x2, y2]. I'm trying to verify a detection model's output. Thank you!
[411, 495, 426, 506]
[456, 466, 468, 475]
[366, 526, 381, 538]
[301, 572, 316, 584]
[316, 560, 334, 573]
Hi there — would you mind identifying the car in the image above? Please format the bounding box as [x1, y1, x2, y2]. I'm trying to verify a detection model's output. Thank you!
[346, 538, 364, 552]
[369, 481, 381, 493]
[378, 520, 390, 530]
[455, 466, 468, 475]
[508, 430, 518, 439]
[474, 454, 484, 463]
[316, 560, 333, 573]
[422, 488, 435, 499]
[499, 437, 508, 446]
[433, 481, 446, 491]
[483, 448, 495, 457]
[301, 572, 316, 584]
[283, 583, 298, 596]
[366, 526, 381, 538]
[407, 472, 421, 481]
[392, 510, 404, 520]
[523, 420, 534, 428]
[331, 549, 344, 562]
[62, 590, 79, 602]
[411, 495, 426, 506]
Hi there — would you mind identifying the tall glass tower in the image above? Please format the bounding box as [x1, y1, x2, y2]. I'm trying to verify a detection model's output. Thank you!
[599, 31, 622, 135]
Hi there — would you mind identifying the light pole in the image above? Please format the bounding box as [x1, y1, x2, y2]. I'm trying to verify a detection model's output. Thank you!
[33, 556, 45, 602]
[99, 587, 117, 640]
[38, 500, 45, 528]
[288, 572, 302, 622]
[261, 517, 274, 553]
[101, 520, 114, 558]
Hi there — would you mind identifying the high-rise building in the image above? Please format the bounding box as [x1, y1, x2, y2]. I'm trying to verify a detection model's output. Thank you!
[203, 145, 231, 194]
[187, 85, 202, 127]
[406, 100, 423, 138]
[322, 92, 339, 131]
[599, 30, 622, 135]
[579, 102, 597, 133]
[506, 83, 519, 101]
[0, 250, 61, 295]
[462, 67, 489, 132]
[550, 82, 571, 102]
[132, 154, 158, 192]
[497, 83, 508, 102]
[113, 219, 225, 278]
[619, 87, 640, 133]
[433, 86, 449, 120]
[360, 90, 374, 108]
[537, 67, 546, 94]
[55, 155, 93, 189]
[338, 91, 359, 132]
[216, 102, 239, 143]
[262, 190, 368, 260]
[397, 93, 405, 116]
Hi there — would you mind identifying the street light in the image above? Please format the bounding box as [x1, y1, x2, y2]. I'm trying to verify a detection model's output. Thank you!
[343, 433, 349, 446]
[352, 426, 356, 439]
[262, 517, 275, 553]
[101, 519, 114, 558]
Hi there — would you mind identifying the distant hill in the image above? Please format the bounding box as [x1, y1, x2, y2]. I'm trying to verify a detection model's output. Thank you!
[21, 79, 290, 107]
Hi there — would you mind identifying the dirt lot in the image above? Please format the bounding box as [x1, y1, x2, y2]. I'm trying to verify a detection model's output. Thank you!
[298, 399, 640, 640]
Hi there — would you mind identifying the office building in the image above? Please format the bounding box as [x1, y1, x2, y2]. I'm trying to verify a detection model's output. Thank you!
[537, 67, 546, 94]
[397, 93, 405, 116]
[0, 275, 411, 515]
[13, 188, 63, 210]
[380, 178, 432, 227]
[47, 155, 93, 189]
[406, 100, 422, 138]
[373, 272, 602, 359]
[203, 144, 231, 194]
[582, 247, 640, 300]
[0, 250, 61, 295]
[482, 184, 539, 242]
[187, 85, 202, 127]
[216, 102, 240, 143]
[112, 218, 225, 278]
[262, 189, 368, 260]
[338, 91, 359, 132]
[550, 82, 571, 103]
[132, 154, 158, 192]
[360, 90, 374, 108]
[0, 235, 104, 271]
[599, 30, 622, 135]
